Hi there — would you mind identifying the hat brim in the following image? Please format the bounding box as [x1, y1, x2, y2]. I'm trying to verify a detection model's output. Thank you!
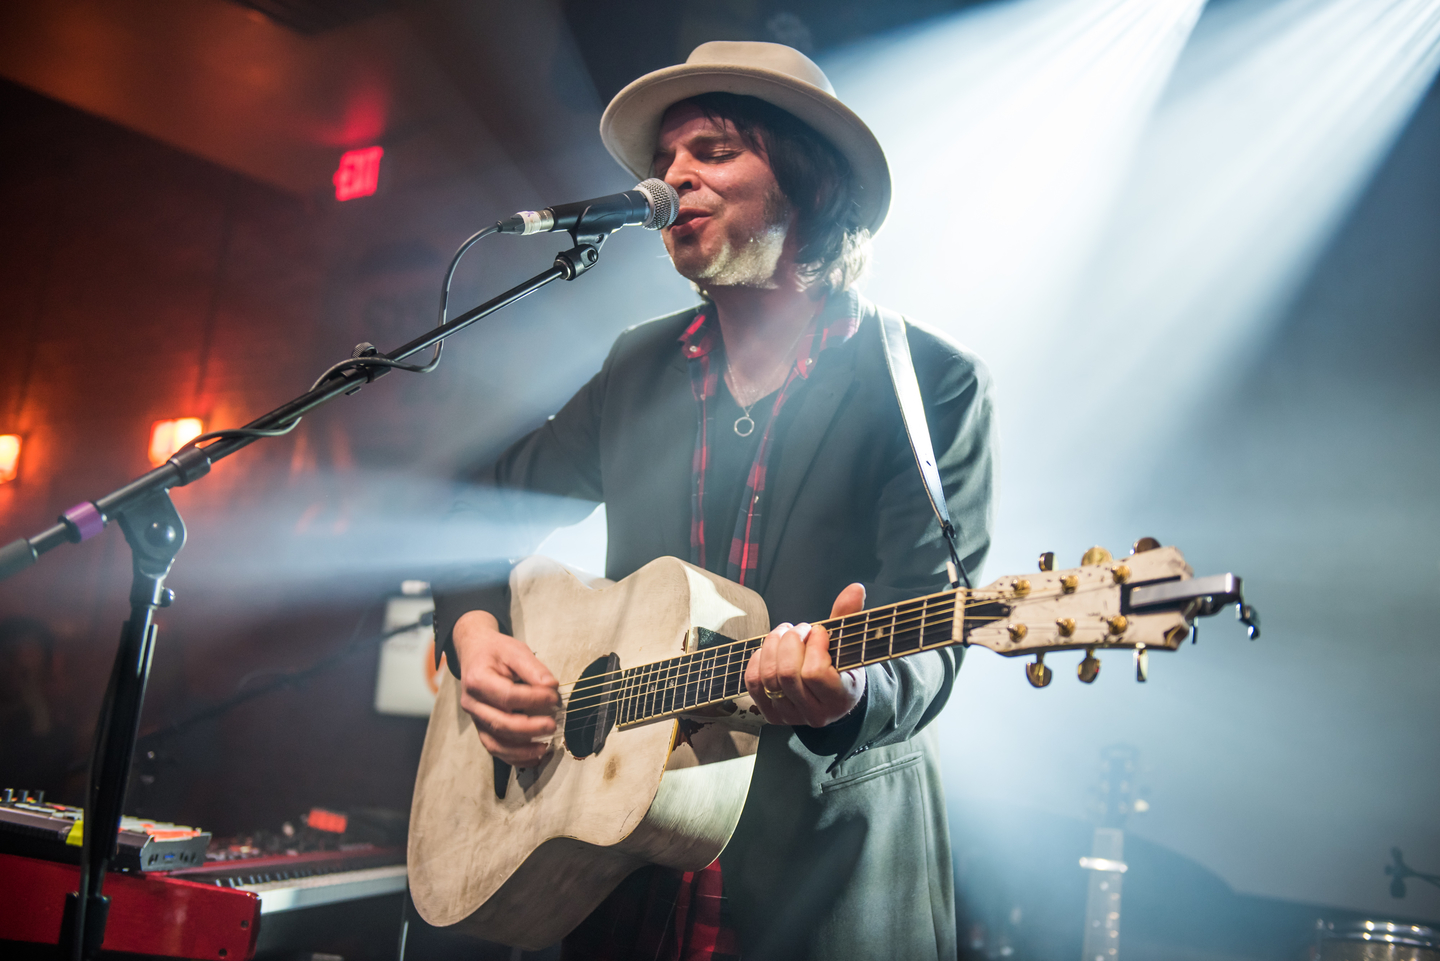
[600, 64, 891, 235]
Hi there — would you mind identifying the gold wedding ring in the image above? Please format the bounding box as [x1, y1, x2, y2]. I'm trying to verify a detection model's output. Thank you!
[763, 687, 786, 700]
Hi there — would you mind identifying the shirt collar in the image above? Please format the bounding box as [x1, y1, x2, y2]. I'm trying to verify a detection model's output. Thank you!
[677, 289, 861, 376]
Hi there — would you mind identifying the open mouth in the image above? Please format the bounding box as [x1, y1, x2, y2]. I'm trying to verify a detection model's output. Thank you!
[671, 208, 711, 229]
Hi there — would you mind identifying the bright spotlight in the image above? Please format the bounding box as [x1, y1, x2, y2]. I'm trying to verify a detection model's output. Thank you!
[825, 0, 1207, 372]
[1047, 0, 1440, 473]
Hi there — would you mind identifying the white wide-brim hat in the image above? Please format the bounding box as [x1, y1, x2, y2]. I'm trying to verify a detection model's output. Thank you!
[600, 41, 891, 235]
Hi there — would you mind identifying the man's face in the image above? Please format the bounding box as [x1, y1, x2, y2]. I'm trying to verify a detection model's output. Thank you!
[653, 103, 795, 288]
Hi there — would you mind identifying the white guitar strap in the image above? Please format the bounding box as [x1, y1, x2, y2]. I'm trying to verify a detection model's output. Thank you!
[875, 306, 971, 589]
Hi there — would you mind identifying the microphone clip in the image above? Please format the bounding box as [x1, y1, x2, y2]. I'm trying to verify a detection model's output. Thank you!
[554, 229, 609, 280]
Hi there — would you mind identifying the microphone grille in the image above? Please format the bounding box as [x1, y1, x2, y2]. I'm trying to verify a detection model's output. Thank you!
[636, 178, 679, 229]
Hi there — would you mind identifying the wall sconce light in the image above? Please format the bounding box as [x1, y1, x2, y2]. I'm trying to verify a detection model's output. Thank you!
[0, 434, 20, 483]
[148, 418, 203, 467]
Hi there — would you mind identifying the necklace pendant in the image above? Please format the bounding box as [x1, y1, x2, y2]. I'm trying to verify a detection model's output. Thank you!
[734, 414, 755, 437]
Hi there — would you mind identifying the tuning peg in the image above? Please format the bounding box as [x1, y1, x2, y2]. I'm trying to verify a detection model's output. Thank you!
[1038, 551, 1055, 572]
[1132, 536, 1160, 554]
[1078, 648, 1100, 683]
[1134, 644, 1148, 682]
[1238, 603, 1261, 641]
[1025, 654, 1053, 688]
[1081, 546, 1113, 567]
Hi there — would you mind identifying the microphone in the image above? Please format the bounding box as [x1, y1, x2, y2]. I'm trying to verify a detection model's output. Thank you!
[499, 179, 679, 236]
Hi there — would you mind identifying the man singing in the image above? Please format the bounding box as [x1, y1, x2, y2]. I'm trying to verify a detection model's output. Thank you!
[434, 41, 995, 961]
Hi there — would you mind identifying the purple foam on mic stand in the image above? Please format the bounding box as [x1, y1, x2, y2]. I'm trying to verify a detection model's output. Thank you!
[62, 501, 104, 541]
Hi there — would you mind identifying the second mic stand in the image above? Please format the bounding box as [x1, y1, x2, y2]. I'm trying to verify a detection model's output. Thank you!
[6, 228, 611, 961]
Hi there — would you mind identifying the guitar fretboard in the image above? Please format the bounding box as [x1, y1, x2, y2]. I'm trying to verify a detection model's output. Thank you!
[607, 587, 1002, 727]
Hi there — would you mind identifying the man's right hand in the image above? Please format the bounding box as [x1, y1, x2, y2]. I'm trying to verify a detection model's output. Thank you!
[452, 610, 560, 766]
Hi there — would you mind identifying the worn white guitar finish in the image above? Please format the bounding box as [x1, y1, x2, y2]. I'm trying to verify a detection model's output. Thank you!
[408, 556, 769, 949]
[407, 543, 1255, 949]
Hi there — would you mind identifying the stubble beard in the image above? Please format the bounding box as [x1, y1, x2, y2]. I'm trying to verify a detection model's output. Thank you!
[669, 186, 793, 290]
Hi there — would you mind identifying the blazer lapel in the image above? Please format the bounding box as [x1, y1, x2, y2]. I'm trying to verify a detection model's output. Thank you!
[755, 320, 865, 595]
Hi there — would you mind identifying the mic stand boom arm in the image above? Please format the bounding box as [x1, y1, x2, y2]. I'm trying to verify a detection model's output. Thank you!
[0, 229, 608, 961]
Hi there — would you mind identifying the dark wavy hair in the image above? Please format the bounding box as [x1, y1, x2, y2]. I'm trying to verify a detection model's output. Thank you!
[674, 92, 872, 292]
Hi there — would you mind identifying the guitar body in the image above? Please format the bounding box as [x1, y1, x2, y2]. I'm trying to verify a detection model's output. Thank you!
[408, 555, 770, 949]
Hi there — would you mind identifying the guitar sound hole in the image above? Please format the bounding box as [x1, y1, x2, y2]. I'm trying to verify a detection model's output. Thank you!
[565, 653, 620, 759]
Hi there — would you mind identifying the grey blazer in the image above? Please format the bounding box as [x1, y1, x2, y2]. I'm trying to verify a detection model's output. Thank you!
[434, 290, 996, 961]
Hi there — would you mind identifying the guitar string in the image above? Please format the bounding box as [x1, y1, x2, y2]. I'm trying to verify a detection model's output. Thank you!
[582, 623, 1135, 723]
[599, 627, 1134, 724]
[551, 588, 1104, 708]
[556, 609, 1070, 716]
[555, 581, 1134, 716]
[551, 598, 987, 700]
[553, 606, 1003, 705]
[549, 581, 1110, 699]
[546, 586, 1015, 696]
[552, 606, 989, 715]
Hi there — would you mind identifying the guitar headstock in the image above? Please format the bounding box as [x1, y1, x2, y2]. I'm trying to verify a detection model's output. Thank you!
[964, 539, 1257, 687]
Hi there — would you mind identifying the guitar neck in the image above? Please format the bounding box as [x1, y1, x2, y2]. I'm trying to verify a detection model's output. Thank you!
[611, 585, 1005, 728]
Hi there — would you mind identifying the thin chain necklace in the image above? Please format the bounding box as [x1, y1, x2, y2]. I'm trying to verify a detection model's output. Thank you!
[726, 320, 812, 437]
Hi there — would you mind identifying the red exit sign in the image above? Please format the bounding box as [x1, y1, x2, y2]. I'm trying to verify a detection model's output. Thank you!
[333, 146, 383, 201]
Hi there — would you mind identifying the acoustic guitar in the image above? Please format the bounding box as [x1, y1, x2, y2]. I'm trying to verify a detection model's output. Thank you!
[408, 540, 1255, 949]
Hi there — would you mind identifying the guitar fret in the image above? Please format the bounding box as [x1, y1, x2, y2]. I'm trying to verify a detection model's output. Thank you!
[892, 599, 924, 655]
[834, 614, 861, 670]
[664, 656, 679, 716]
[932, 594, 958, 646]
[624, 667, 635, 724]
[659, 658, 674, 716]
[689, 649, 705, 709]
[626, 665, 640, 723]
[616, 668, 629, 725]
[643, 662, 659, 721]
[728, 642, 749, 699]
[856, 609, 876, 664]
[692, 648, 707, 708]
[705, 647, 718, 703]
[675, 654, 688, 713]
[682, 650, 697, 711]
[681, 655, 692, 709]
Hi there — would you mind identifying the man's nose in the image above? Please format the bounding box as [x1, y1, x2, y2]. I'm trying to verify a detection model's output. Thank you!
[663, 155, 698, 193]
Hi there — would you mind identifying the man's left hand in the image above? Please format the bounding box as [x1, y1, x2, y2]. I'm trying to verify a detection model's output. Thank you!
[745, 583, 867, 728]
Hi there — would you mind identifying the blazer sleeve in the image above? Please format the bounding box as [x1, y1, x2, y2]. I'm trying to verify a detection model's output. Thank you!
[795, 321, 996, 764]
[431, 333, 620, 675]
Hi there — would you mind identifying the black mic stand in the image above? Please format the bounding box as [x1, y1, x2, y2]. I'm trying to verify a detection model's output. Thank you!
[0, 228, 610, 961]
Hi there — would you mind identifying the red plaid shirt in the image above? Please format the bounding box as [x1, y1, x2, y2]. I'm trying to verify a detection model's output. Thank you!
[681, 298, 861, 586]
[562, 296, 859, 961]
